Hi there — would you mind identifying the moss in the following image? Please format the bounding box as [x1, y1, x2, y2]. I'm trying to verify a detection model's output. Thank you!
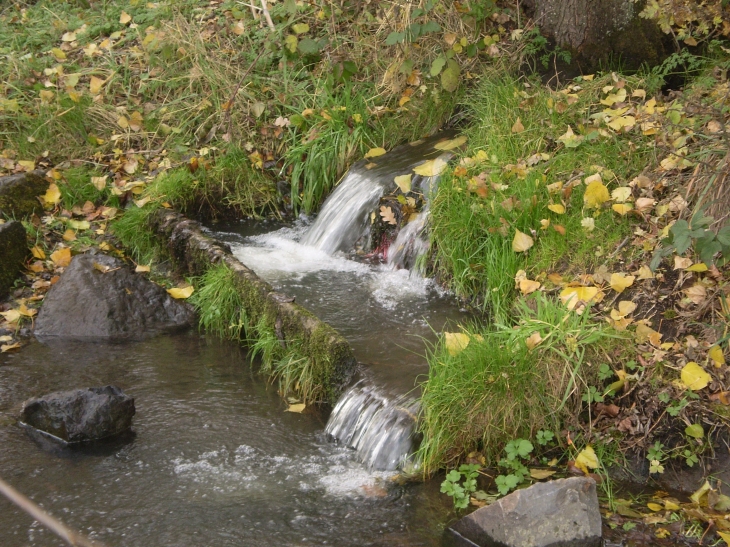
[0, 221, 29, 296]
[0, 171, 49, 219]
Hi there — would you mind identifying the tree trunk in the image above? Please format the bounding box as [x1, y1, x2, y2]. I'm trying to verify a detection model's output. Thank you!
[532, 0, 668, 71]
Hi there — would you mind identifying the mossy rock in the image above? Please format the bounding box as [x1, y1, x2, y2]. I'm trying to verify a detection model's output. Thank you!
[0, 171, 49, 219]
[0, 221, 28, 297]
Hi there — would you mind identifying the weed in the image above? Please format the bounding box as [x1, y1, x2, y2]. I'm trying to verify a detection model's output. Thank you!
[440, 464, 481, 510]
[496, 439, 533, 495]
[190, 264, 249, 341]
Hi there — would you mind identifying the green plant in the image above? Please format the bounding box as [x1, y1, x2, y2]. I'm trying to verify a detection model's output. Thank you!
[495, 439, 533, 495]
[647, 441, 666, 474]
[536, 429, 555, 446]
[651, 208, 730, 270]
[440, 463, 481, 509]
[190, 264, 249, 341]
[582, 386, 605, 404]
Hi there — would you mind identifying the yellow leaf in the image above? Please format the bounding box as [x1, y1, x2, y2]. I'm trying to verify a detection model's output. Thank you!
[691, 480, 712, 505]
[394, 174, 412, 193]
[647, 502, 663, 512]
[600, 88, 627, 106]
[286, 403, 306, 413]
[584, 181, 610, 208]
[50, 247, 72, 267]
[519, 279, 541, 295]
[134, 196, 151, 208]
[548, 203, 565, 214]
[718, 531, 730, 545]
[89, 76, 104, 94]
[529, 468, 556, 480]
[525, 331, 543, 350]
[635, 323, 662, 346]
[709, 345, 725, 367]
[62, 229, 76, 241]
[31, 246, 46, 259]
[135, 265, 151, 273]
[0, 310, 21, 323]
[674, 256, 692, 270]
[559, 286, 600, 311]
[557, 126, 583, 148]
[444, 332, 470, 356]
[433, 135, 467, 151]
[610, 273, 635, 293]
[129, 111, 143, 131]
[91, 176, 107, 191]
[575, 446, 599, 474]
[379, 206, 396, 225]
[413, 158, 448, 177]
[117, 116, 129, 129]
[42, 183, 61, 207]
[51, 48, 67, 60]
[617, 300, 637, 316]
[612, 203, 633, 216]
[167, 286, 194, 299]
[664, 500, 680, 511]
[511, 117, 525, 133]
[686, 263, 708, 272]
[364, 147, 386, 159]
[607, 115, 635, 131]
[681, 362, 711, 391]
[611, 187, 632, 202]
[61, 31, 77, 42]
[1, 342, 21, 353]
[119, 11, 132, 24]
[635, 265, 654, 280]
[512, 230, 534, 253]
[68, 220, 89, 230]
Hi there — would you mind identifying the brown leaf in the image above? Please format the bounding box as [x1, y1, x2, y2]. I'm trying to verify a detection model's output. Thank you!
[379, 206, 396, 225]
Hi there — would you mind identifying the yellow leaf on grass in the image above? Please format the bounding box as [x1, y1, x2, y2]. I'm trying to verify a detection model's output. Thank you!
[610, 273, 634, 293]
[709, 345, 725, 367]
[647, 502, 663, 512]
[413, 157, 448, 177]
[548, 203, 565, 214]
[444, 332, 470, 356]
[62, 229, 76, 241]
[600, 88, 627, 106]
[519, 279, 541, 295]
[286, 403, 306, 413]
[51, 48, 67, 60]
[525, 331, 543, 350]
[91, 176, 107, 191]
[511, 117, 525, 133]
[557, 126, 583, 148]
[89, 76, 104, 94]
[612, 203, 633, 216]
[0, 310, 21, 323]
[433, 135, 467, 151]
[575, 446, 599, 474]
[560, 286, 600, 310]
[50, 247, 72, 267]
[394, 174, 412, 193]
[611, 187, 632, 202]
[43, 183, 62, 206]
[31, 246, 46, 259]
[584, 181, 610, 208]
[681, 362, 711, 391]
[512, 230, 534, 253]
[167, 286, 194, 299]
[364, 147, 386, 159]
[119, 11, 132, 24]
[687, 262, 708, 272]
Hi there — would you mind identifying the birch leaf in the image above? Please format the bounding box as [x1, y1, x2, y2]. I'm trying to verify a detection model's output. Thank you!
[709, 345, 725, 367]
[584, 181, 609, 208]
[512, 230, 534, 252]
[681, 361, 711, 391]
[610, 273, 635, 293]
[444, 332, 470, 356]
[434, 135, 467, 151]
[364, 147, 386, 159]
[394, 174, 412, 193]
[413, 157, 448, 177]
[167, 286, 194, 299]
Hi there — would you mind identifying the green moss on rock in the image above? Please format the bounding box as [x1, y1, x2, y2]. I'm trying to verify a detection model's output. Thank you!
[0, 171, 49, 219]
[0, 221, 28, 297]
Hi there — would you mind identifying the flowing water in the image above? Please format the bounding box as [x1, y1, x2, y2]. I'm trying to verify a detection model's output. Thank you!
[0, 334, 455, 546]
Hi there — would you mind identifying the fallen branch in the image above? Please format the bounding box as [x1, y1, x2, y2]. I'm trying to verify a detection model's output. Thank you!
[0, 476, 106, 547]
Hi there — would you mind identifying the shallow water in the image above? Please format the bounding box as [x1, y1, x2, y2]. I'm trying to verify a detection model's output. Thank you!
[0, 334, 455, 546]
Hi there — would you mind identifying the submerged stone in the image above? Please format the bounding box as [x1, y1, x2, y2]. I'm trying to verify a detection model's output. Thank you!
[35, 253, 195, 340]
[20, 386, 135, 443]
[0, 221, 28, 297]
[446, 477, 602, 547]
[0, 170, 49, 219]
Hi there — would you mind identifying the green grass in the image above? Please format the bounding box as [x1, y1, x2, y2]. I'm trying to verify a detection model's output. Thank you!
[429, 73, 656, 316]
[417, 293, 628, 474]
[190, 264, 249, 341]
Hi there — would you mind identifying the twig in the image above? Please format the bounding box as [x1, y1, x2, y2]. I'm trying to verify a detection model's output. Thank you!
[0, 476, 106, 547]
[260, 0, 275, 31]
[221, 49, 266, 137]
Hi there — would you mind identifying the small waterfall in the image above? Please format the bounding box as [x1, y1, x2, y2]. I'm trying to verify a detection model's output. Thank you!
[300, 170, 385, 254]
[325, 380, 420, 471]
[387, 205, 431, 273]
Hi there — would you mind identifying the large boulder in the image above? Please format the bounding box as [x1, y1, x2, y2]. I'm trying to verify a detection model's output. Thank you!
[0, 220, 28, 297]
[35, 253, 195, 340]
[446, 477, 602, 547]
[20, 385, 135, 443]
[0, 171, 49, 218]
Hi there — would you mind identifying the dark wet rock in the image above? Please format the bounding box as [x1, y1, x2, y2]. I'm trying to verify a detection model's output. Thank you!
[0, 221, 28, 297]
[35, 253, 195, 340]
[446, 477, 602, 547]
[20, 385, 135, 443]
[0, 171, 49, 218]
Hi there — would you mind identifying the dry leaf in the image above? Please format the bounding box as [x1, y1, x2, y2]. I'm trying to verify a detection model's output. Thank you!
[681, 362, 711, 391]
[135, 265, 151, 273]
[584, 181, 609, 208]
[525, 331, 543, 350]
[512, 230, 534, 253]
[575, 446, 599, 474]
[50, 247, 72, 267]
[674, 256, 693, 270]
[413, 157, 448, 177]
[548, 203, 565, 214]
[444, 332, 470, 356]
[379, 206, 396, 225]
[43, 183, 62, 206]
[611, 187, 632, 202]
[394, 174, 412, 193]
[511, 117, 525, 133]
[364, 147, 386, 159]
[635, 265, 654, 280]
[434, 136, 467, 151]
[530, 469, 557, 480]
[119, 11, 132, 24]
[286, 403, 306, 413]
[91, 176, 107, 191]
[31, 246, 46, 259]
[519, 279, 541, 295]
[612, 203, 632, 216]
[610, 273, 634, 293]
[89, 76, 104, 94]
[709, 345, 725, 367]
[167, 286, 194, 299]
[560, 286, 600, 310]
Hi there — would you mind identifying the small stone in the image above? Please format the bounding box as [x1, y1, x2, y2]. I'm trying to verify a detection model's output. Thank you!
[20, 386, 135, 443]
[447, 477, 602, 547]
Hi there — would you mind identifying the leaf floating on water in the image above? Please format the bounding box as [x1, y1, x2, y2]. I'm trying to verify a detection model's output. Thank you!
[364, 147, 386, 159]
[286, 403, 306, 413]
[433, 135, 467, 151]
[379, 206, 396, 225]
[681, 361, 711, 391]
[394, 174, 412, 193]
[444, 332, 470, 356]
[167, 286, 194, 299]
[512, 230, 534, 253]
[413, 157, 448, 177]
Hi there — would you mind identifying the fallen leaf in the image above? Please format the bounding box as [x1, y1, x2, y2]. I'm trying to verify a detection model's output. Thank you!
[413, 157, 448, 177]
[548, 203, 565, 214]
[0, 310, 21, 323]
[584, 181, 610, 208]
[691, 481, 712, 505]
[674, 256, 693, 270]
[364, 147, 386, 159]
[519, 279, 541, 295]
[135, 265, 151, 273]
[394, 174, 412, 193]
[557, 126, 583, 148]
[50, 247, 72, 267]
[709, 345, 725, 367]
[686, 263, 708, 272]
[635, 197, 656, 212]
[635, 323, 662, 346]
[434, 136, 467, 151]
[575, 446, 599, 475]
[444, 332, 470, 356]
[286, 403, 306, 413]
[612, 203, 632, 216]
[512, 230, 534, 253]
[119, 11, 132, 24]
[617, 300, 637, 316]
[560, 286, 600, 310]
[43, 183, 62, 206]
[511, 117, 525, 133]
[167, 286, 194, 299]
[62, 229, 76, 241]
[525, 331, 543, 350]
[31, 246, 46, 259]
[91, 176, 107, 191]
[681, 362, 711, 391]
[529, 469, 556, 480]
[611, 187, 632, 202]
[685, 423, 704, 439]
[610, 273, 634, 293]
[1, 343, 21, 353]
[635, 265, 654, 280]
[647, 502, 663, 512]
[684, 284, 707, 305]
[89, 76, 104, 94]
[379, 206, 396, 225]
